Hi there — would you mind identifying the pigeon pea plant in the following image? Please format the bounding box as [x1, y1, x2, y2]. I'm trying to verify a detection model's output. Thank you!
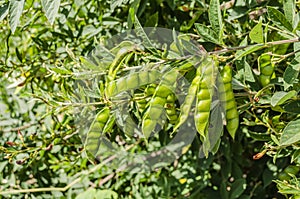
[1, 0, 300, 198]
[77, 0, 300, 196]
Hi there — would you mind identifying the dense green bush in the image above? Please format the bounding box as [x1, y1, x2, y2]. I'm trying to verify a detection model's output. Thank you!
[0, 0, 300, 198]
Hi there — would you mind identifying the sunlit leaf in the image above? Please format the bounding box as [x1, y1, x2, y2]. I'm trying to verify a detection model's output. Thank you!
[144, 12, 158, 27]
[209, 0, 223, 43]
[9, 0, 25, 33]
[283, 57, 300, 84]
[110, 0, 129, 11]
[127, 0, 140, 30]
[249, 19, 264, 43]
[267, 6, 293, 32]
[280, 119, 300, 146]
[271, 91, 297, 107]
[0, 3, 8, 21]
[283, 0, 296, 28]
[134, 15, 159, 55]
[41, 0, 61, 25]
[95, 190, 118, 199]
[195, 23, 220, 45]
[75, 188, 96, 199]
[234, 45, 265, 61]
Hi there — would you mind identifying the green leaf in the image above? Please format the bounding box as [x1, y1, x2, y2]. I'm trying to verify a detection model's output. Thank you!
[239, 196, 251, 199]
[229, 178, 247, 199]
[80, 56, 105, 71]
[247, 0, 258, 7]
[276, 180, 300, 195]
[0, 3, 9, 21]
[95, 190, 118, 199]
[134, 15, 159, 55]
[170, 29, 184, 56]
[110, 40, 135, 55]
[127, 0, 140, 30]
[110, 0, 128, 11]
[294, 42, 300, 57]
[283, 57, 300, 84]
[75, 188, 96, 199]
[209, 0, 223, 43]
[267, 6, 293, 32]
[280, 118, 300, 146]
[180, 36, 203, 55]
[81, 24, 102, 38]
[244, 62, 256, 83]
[220, 182, 230, 199]
[41, 0, 61, 25]
[249, 19, 264, 43]
[199, 101, 223, 157]
[235, 36, 247, 60]
[236, 58, 255, 82]
[15, 47, 22, 62]
[180, 10, 203, 31]
[262, 168, 274, 188]
[283, 100, 300, 114]
[9, 0, 25, 34]
[227, 7, 248, 21]
[88, 44, 114, 70]
[234, 45, 265, 61]
[291, 150, 300, 163]
[283, 0, 296, 28]
[195, 23, 220, 45]
[248, 131, 271, 141]
[270, 91, 297, 107]
[271, 134, 280, 146]
[48, 65, 72, 75]
[144, 12, 158, 27]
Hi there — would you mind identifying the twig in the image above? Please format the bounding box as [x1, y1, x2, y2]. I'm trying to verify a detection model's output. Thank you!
[237, 102, 252, 110]
[220, 0, 235, 10]
[234, 92, 257, 97]
[209, 37, 300, 55]
[1, 122, 41, 133]
[98, 173, 115, 187]
[57, 101, 106, 107]
[249, 8, 267, 20]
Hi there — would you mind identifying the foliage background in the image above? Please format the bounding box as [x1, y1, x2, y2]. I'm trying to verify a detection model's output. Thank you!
[0, 0, 300, 198]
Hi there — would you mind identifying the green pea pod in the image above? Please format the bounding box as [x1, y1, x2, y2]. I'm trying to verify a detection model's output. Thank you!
[142, 69, 179, 139]
[85, 107, 111, 157]
[178, 60, 194, 71]
[107, 41, 136, 79]
[258, 53, 275, 87]
[145, 84, 157, 96]
[198, 100, 224, 158]
[195, 57, 216, 138]
[165, 93, 178, 124]
[172, 74, 201, 134]
[135, 93, 148, 114]
[221, 65, 239, 139]
[107, 46, 136, 82]
[105, 70, 160, 98]
[134, 84, 156, 117]
[110, 41, 135, 55]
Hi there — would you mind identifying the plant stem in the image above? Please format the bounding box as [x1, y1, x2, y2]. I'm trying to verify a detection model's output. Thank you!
[0, 122, 41, 133]
[209, 37, 300, 55]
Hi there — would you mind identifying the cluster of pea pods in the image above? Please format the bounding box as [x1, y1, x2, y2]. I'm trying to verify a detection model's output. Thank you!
[83, 37, 239, 159]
